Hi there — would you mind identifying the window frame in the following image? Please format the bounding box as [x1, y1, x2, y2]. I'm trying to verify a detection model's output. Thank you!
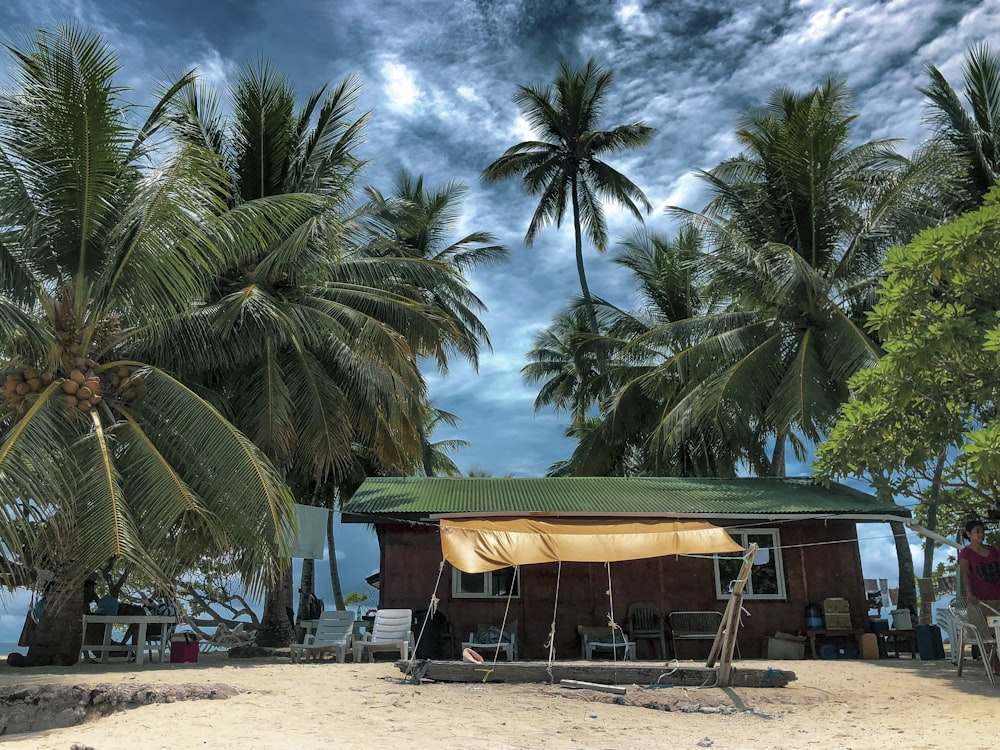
[713, 528, 786, 601]
[451, 566, 521, 600]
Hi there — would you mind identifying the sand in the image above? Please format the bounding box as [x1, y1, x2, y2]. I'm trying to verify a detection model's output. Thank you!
[0, 653, 995, 749]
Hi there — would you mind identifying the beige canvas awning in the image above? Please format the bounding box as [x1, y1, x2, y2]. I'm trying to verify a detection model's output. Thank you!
[440, 517, 744, 573]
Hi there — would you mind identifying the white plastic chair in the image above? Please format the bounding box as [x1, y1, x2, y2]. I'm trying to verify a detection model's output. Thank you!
[949, 598, 997, 686]
[290, 610, 355, 663]
[352, 609, 413, 663]
[462, 621, 518, 661]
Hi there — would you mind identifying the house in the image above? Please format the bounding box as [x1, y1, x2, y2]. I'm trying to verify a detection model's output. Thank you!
[342, 476, 910, 660]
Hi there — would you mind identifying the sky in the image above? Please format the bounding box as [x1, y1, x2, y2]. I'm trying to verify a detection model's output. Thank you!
[0, 0, 994, 639]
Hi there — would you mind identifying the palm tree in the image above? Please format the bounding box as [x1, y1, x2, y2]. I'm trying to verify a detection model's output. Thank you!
[539, 228, 748, 477]
[163, 62, 479, 644]
[657, 80, 939, 474]
[921, 42, 1000, 212]
[363, 170, 508, 372]
[481, 59, 655, 333]
[0, 27, 320, 665]
[654, 81, 938, 611]
[522, 308, 604, 427]
[166, 84, 505, 642]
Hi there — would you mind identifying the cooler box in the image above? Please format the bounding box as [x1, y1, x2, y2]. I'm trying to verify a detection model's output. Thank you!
[818, 640, 859, 660]
[765, 636, 805, 660]
[170, 633, 199, 663]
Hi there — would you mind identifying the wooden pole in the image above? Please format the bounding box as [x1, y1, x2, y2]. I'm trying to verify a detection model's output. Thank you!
[707, 543, 758, 687]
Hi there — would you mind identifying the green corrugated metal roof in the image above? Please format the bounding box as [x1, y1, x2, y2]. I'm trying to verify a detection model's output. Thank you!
[342, 476, 907, 521]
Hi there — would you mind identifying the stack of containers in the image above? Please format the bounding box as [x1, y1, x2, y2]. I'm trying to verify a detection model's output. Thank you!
[822, 597, 852, 630]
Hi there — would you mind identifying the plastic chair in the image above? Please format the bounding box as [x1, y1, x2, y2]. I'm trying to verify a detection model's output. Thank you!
[627, 602, 668, 659]
[290, 610, 355, 663]
[949, 598, 997, 685]
[462, 621, 518, 661]
[352, 609, 413, 663]
[577, 624, 635, 660]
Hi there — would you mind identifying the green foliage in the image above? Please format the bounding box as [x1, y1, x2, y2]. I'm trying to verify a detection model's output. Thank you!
[816, 188, 1000, 516]
[482, 58, 654, 331]
[0, 26, 302, 611]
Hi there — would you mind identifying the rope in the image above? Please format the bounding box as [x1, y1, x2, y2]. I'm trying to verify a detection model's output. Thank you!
[406, 559, 445, 677]
[604, 561, 627, 664]
[545, 561, 562, 683]
[474, 566, 520, 683]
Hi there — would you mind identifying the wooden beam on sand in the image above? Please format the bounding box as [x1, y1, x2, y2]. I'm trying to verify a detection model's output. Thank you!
[560, 680, 627, 695]
[395, 660, 795, 688]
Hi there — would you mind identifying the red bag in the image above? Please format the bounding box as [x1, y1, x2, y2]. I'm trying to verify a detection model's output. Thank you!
[17, 610, 36, 647]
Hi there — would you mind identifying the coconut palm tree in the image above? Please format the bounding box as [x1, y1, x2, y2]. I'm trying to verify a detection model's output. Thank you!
[0, 27, 323, 665]
[162, 62, 473, 643]
[921, 42, 1000, 212]
[164, 77, 506, 643]
[522, 308, 605, 427]
[538, 228, 749, 478]
[363, 170, 508, 372]
[657, 80, 940, 474]
[481, 59, 654, 333]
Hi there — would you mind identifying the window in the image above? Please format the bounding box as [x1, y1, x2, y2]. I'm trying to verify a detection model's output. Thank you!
[714, 529, 786, 600]
[452, 567, 520, 599]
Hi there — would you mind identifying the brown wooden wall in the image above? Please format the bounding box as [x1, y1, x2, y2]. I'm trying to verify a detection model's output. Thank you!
[374, 519, 869, 660]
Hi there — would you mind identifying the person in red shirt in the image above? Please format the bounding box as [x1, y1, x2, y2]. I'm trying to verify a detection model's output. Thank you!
[958, 519, 1000, 609]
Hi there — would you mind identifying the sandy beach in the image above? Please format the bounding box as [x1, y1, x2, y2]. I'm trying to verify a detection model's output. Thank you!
[0, 652, 995, 749]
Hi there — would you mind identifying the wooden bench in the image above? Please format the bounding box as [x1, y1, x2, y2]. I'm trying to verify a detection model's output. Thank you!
[81, 614, 177, 665]
[668, 611, 739, 659]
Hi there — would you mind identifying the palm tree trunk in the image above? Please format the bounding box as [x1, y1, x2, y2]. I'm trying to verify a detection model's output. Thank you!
[296, 558, 315, 639]
[768, 435, 786, 477]
[890, 520, 917, 615]
[326, 503, 345, 610]
[17, 578, 85, 667]
[254, 563, 296, 647]
[570, 175, 599, 335]
[420, 424, 435, 477]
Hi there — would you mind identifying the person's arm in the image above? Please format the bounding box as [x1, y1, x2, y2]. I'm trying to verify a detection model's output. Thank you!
[959, 555, 979, 604]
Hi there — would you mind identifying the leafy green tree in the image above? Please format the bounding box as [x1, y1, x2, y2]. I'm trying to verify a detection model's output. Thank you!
[816, 188, 1000, 522]
[0, 27, 315, 665]
[482, 59, 654, 333]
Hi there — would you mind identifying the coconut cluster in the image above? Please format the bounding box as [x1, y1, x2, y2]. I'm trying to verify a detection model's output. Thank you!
[2, 368, 54, 410]
[2, 365, 143, 417]
[57, 369, 103, 412]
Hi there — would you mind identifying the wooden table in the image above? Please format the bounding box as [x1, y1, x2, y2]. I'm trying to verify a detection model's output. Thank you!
[878, 628, 918, 658]
[81, 614, 177, 665]
[805, 628, 864, 659]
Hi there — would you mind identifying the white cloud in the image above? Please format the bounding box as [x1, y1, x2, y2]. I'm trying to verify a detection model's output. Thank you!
[615, 1, 655, 37]
[192, 48, 231, 89]
[380, 58, 419, 114]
